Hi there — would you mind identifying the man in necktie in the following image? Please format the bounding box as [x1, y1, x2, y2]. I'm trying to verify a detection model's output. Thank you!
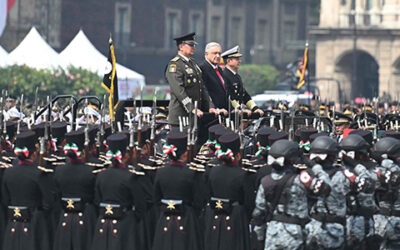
[199, 42, 229, 114]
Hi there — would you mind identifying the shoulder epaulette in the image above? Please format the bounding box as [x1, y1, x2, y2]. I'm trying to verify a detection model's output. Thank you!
[253, 163, 267, 168]
[0, 162, 12, 168]
[294, 164, 308, 170]
[171, 56, 180, 62]
[52, 162, 66, 166]
[92, 168, 106, 174]
[138, 163, 159, 170]
[190, 162, 205, 169]
[51, 154, 66, 161]
[43, 157, 57, 162]
[129, 169, 145, 176]
[147, 158, 164, 165]
[194, 158, 208, 164]
[86, 162, 105, 168]
[1, 156, 12, 163]
[189, 166, 205, 172]
[37, 166, 54, 173]
[242, 167, 257, 173]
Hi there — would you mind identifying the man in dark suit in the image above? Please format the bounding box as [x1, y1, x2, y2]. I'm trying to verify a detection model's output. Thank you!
[222, 46, 264, 116]
[199, 42, 228, 115]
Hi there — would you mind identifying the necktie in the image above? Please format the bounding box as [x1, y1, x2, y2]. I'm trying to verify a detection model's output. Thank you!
[215, 68, 225, 90]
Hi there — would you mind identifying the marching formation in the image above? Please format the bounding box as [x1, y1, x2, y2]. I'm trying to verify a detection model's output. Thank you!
[2, 31, 400, 250]
[1, 89, 400, 250]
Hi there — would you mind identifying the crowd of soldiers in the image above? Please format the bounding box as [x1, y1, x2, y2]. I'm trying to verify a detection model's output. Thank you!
[3, 30, 400, 250]
[1, 89, 400, 250]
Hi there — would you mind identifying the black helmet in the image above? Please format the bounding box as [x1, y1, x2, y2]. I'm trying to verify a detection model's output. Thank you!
[269, 139, 299, 164]
[339, 134, 369, 153]
[374, 137, 400, 159]
[310, 136, 339, 155]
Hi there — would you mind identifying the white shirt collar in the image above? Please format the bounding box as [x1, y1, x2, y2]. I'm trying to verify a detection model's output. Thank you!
[178, 53, 190, 62]
[227, 66, 237, 75]
[205, 58, 218, 70]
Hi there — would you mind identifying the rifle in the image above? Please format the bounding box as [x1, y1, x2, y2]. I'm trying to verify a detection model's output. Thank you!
[98, 94, 107, 153]
[135, 87, 143, 164]
[373, 98, 379, 141]
[279, 105, 284, 131]
[239, 106, 244, 164]
[149, 88, 158, 157]
[84, 99, 90, 161]
[128, 109, 135, 164]
[17, 94, 23, 135]
[69, 98, 75, 132]
[32, 87, 38, 123]
[288, 106, 294, 141]
[316, 96, 321, 132]
[227, 95, 231, 128]
[187, 101, 193, 163]
[363, 102, 368, 129]
[330, 105, 336, 137]
[0, 93, 5, 154]
[191, 100, 198, 161]
[39, 96, 51, 167]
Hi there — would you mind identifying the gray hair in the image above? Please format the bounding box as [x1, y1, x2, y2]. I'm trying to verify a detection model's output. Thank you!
[205, 42, 221, 52]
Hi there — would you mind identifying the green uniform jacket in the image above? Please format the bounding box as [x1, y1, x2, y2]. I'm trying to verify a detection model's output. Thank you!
[165, 54, 214, 126]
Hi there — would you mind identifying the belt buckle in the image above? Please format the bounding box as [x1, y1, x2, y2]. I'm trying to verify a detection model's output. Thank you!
[67, 199, 75, 209]
[105, 205, 114, 215]
[167, 200, 176, 210]
[215, 200, 224, 210]
[13, 207, 22, 218]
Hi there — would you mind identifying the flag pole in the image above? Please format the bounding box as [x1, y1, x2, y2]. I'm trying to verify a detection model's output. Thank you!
[306, 41, 311, 105]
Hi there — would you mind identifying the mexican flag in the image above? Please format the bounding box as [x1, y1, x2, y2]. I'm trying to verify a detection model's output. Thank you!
[0, 0, 16, 37]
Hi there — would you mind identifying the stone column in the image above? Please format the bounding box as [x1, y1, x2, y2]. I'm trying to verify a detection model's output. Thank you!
[369, 0, 382, 26]
[355, 0, 365, 26]
[382, 0, 399, 27]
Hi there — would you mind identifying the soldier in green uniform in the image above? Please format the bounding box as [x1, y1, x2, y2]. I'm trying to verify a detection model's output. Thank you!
[165, 32, 217, 127]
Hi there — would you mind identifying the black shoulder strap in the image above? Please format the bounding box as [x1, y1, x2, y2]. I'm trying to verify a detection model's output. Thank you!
[261, 173, 296, 222]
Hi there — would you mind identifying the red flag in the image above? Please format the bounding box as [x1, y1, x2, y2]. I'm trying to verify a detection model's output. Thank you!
[0, 0, 16, 37]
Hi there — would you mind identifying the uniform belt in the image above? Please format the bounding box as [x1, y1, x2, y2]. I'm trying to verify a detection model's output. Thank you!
[210, 197, 239, 214]
[311, 213, 346, 226]
[272, 214, 309, 227]
[7, 206, 30, 222]
[161, 199, 184, 215]
[99, 203, 132, 219]
[61, 197, 84, 212]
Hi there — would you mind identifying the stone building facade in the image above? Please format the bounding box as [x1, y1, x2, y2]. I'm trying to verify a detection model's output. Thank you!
[311, 0, 400, 103]
[1, 0, 317, 84]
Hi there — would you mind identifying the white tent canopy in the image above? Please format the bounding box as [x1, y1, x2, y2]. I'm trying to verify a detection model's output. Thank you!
[60, 30, 145, 97]
[8, 27, 64, 69]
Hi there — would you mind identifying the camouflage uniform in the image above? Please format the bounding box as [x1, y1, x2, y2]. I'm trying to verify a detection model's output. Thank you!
[305, 164, 360, 249]
[253, 168, 328, 250]
[343, 163, 379, 249]
[374, 159, 400, 249]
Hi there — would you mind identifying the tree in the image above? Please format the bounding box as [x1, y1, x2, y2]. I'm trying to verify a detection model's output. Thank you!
[0, 65, 102, 103]
[239, 64, 280, 96]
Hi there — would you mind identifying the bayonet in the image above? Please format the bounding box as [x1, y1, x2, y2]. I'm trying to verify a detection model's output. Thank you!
[84, 99, 90, 161]
[17, 94, 23, 135]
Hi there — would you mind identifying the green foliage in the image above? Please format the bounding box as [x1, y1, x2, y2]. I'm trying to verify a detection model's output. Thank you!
[0, 65, 103, 103]
[239, 64, 280, 96]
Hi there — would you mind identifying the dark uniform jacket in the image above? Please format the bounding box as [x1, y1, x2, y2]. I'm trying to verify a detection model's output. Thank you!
[223, 68, 258, 111]
[165, 54, 214, 126]
[200, 60, 229, 110]
[1, 160, 54, 250]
